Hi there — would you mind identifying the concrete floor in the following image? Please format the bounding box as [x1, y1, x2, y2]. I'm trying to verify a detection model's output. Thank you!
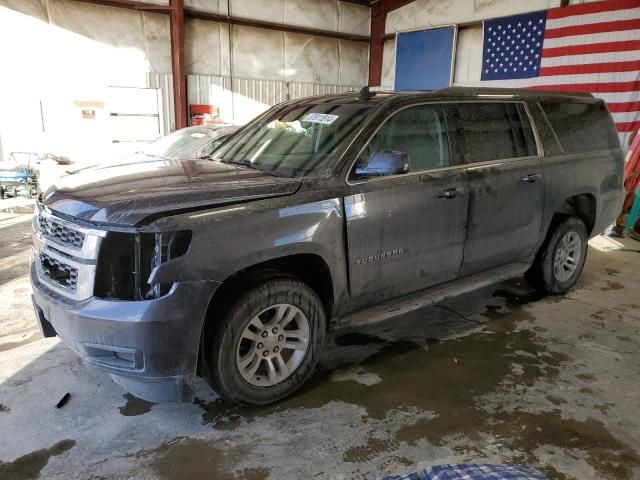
[0, 197, 639, 480]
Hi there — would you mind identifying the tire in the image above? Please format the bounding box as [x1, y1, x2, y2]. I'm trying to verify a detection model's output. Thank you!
[526, 216, 588, 294]
[206, 277, 326, 405]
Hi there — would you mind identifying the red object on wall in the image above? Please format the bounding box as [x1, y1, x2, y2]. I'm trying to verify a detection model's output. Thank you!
[623, 130, 640, 210]
[190, 104, 219, 126]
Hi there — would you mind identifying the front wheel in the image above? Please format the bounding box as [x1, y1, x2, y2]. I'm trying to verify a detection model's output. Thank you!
[526, 216, 588, 294]
[206, 277, 326, 405]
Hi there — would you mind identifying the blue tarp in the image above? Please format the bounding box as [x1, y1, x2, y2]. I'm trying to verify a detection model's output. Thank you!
[383, 464, 549, 480]
[0, 171, 31, 182]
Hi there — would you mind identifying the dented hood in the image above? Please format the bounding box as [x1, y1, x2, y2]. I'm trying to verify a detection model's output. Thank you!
[43, 158, 302, 227]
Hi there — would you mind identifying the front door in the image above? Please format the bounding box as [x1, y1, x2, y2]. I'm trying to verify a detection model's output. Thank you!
[344, 104, 468, 307]
[454, 102, 546, 274]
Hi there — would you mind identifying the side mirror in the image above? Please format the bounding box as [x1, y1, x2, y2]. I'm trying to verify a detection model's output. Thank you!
[354, 151, 409, 178]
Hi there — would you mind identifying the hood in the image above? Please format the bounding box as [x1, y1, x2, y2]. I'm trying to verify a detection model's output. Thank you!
[64, 152, 150, 175]
[43, 158, 302, 227]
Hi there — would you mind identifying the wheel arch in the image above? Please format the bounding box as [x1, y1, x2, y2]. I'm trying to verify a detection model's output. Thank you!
[196, 252, 334, 377]
[551, 193, 597, 235]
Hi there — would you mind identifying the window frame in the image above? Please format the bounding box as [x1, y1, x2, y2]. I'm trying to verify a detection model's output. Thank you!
[452, 100, 543, 166]
[345, 100, 543, 186]
[538, 100, 618, 154]
[346, 102, 458, 185]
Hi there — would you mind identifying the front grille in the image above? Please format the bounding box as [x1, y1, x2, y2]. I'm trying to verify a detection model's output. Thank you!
[38, 215, 85, 249]
[39, 252, 78, 292]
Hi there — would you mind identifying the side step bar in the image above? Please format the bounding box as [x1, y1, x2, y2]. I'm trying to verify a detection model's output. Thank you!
[336, 263, 530, 328]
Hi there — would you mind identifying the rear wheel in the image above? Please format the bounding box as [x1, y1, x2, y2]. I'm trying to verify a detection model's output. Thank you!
[526, 216, 588, 294]
[206, 277, 326, 405]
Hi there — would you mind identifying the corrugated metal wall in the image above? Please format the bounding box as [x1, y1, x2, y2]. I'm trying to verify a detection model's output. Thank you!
[148, 73, 359, 135]
[146, 73, 175, 135]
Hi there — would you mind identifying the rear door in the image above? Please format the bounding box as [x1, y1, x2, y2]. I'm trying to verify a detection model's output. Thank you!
[454, 102, 545, 274]
[344, 103, 468, 306]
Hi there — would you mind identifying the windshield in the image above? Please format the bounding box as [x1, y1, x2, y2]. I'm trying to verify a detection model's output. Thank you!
[212, 103, 372, 178]
[142, 127, 217, 158]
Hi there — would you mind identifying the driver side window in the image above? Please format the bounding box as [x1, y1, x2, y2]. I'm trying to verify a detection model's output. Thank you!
[352, 104, 451, 179]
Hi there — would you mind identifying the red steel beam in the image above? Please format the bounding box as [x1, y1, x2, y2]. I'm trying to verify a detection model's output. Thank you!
[169, 0, 187, 130]
[369, 6, 386, 86]
[72, 0, 171, 11]
[368, 0, 415, 86]
[340, 0, 372, 5]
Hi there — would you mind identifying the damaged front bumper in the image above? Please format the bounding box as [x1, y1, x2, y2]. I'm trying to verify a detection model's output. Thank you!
[31, 263, 220, 402]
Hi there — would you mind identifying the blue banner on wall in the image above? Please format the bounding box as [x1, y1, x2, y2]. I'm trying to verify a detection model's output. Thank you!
[394, 27, 456, 91]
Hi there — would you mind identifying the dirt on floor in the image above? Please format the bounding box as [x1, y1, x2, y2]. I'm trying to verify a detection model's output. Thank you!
[1, 197, 639, 479]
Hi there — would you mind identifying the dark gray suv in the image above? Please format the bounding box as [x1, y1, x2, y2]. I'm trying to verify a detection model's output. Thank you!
[31, 87, 624, 405]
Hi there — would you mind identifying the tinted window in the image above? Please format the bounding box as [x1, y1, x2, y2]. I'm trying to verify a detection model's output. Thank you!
[353, 105, 451, 176]
[541, 101, 619, 153]
[457, 103, 537, 163]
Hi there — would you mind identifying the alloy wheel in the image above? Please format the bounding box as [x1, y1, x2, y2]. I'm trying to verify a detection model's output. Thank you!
[236, 303, 311, 387]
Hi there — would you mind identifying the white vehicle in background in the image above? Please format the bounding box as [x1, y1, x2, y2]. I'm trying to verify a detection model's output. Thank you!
[65, 125, 240, 176]
[0, 152, 70, 199]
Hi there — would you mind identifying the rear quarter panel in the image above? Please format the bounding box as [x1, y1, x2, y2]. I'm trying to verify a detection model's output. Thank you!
[531, 101, 624, 241]
[540, 148, 624, 237]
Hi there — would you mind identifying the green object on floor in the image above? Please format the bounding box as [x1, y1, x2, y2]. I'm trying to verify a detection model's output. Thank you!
[625, 185, 640, 234]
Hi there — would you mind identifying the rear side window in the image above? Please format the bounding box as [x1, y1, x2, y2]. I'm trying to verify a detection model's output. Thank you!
[540, 101, 619, 153]
[456, 103, 537, 163]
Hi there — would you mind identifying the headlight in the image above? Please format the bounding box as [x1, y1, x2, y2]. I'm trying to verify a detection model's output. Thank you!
[140, 231, 192, 299]
[94, 230, 191, 300]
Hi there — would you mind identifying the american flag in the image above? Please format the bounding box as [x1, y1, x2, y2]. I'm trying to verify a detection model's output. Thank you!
[479, 0, 640, 147]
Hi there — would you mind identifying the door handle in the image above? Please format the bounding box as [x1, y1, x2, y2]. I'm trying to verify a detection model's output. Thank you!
[437, 188, 458, 199]
[521, 173, 541, 183]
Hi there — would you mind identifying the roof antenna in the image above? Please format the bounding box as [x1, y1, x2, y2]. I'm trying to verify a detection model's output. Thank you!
[357, 86, 374, 101]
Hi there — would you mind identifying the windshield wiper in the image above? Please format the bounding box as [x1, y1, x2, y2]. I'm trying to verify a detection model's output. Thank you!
[220, 159, 280, 177]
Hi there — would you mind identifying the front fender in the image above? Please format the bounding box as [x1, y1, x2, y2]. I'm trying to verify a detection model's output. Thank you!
[149, 197, 348, 304]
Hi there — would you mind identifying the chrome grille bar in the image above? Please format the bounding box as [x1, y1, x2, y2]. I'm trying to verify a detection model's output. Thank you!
[33, 208, 105, 301]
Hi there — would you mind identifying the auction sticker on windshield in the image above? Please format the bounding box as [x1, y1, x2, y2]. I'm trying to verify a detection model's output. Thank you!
[302, 113, 339, 125]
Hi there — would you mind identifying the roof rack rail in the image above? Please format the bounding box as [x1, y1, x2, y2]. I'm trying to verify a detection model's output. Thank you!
[433, 86, 594, 98]
[356, 86, 375, 101]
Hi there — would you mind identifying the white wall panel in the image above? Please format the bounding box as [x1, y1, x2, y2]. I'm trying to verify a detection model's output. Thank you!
[339, 40, 368, 86]
[143, 12, 172, 74]
[232, 0, 284, 23]
[338, 1, 370, 36]
[381, 38, 396, 89]
[453, 25, 483, 85]
[186, 19, 230, 76]
[228, 0, 370, 35]
[147, 73, 174, 134]
[48, 0, 146, 57]
[185, 0, 227, 15]
[0, 0, 47, 20]
[232, 25, 285, 80]
[285, 0, 338, 31]
[285, 33, 340, 84]
[287, 81, 352, 99]
[387, 0, 564, 34]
